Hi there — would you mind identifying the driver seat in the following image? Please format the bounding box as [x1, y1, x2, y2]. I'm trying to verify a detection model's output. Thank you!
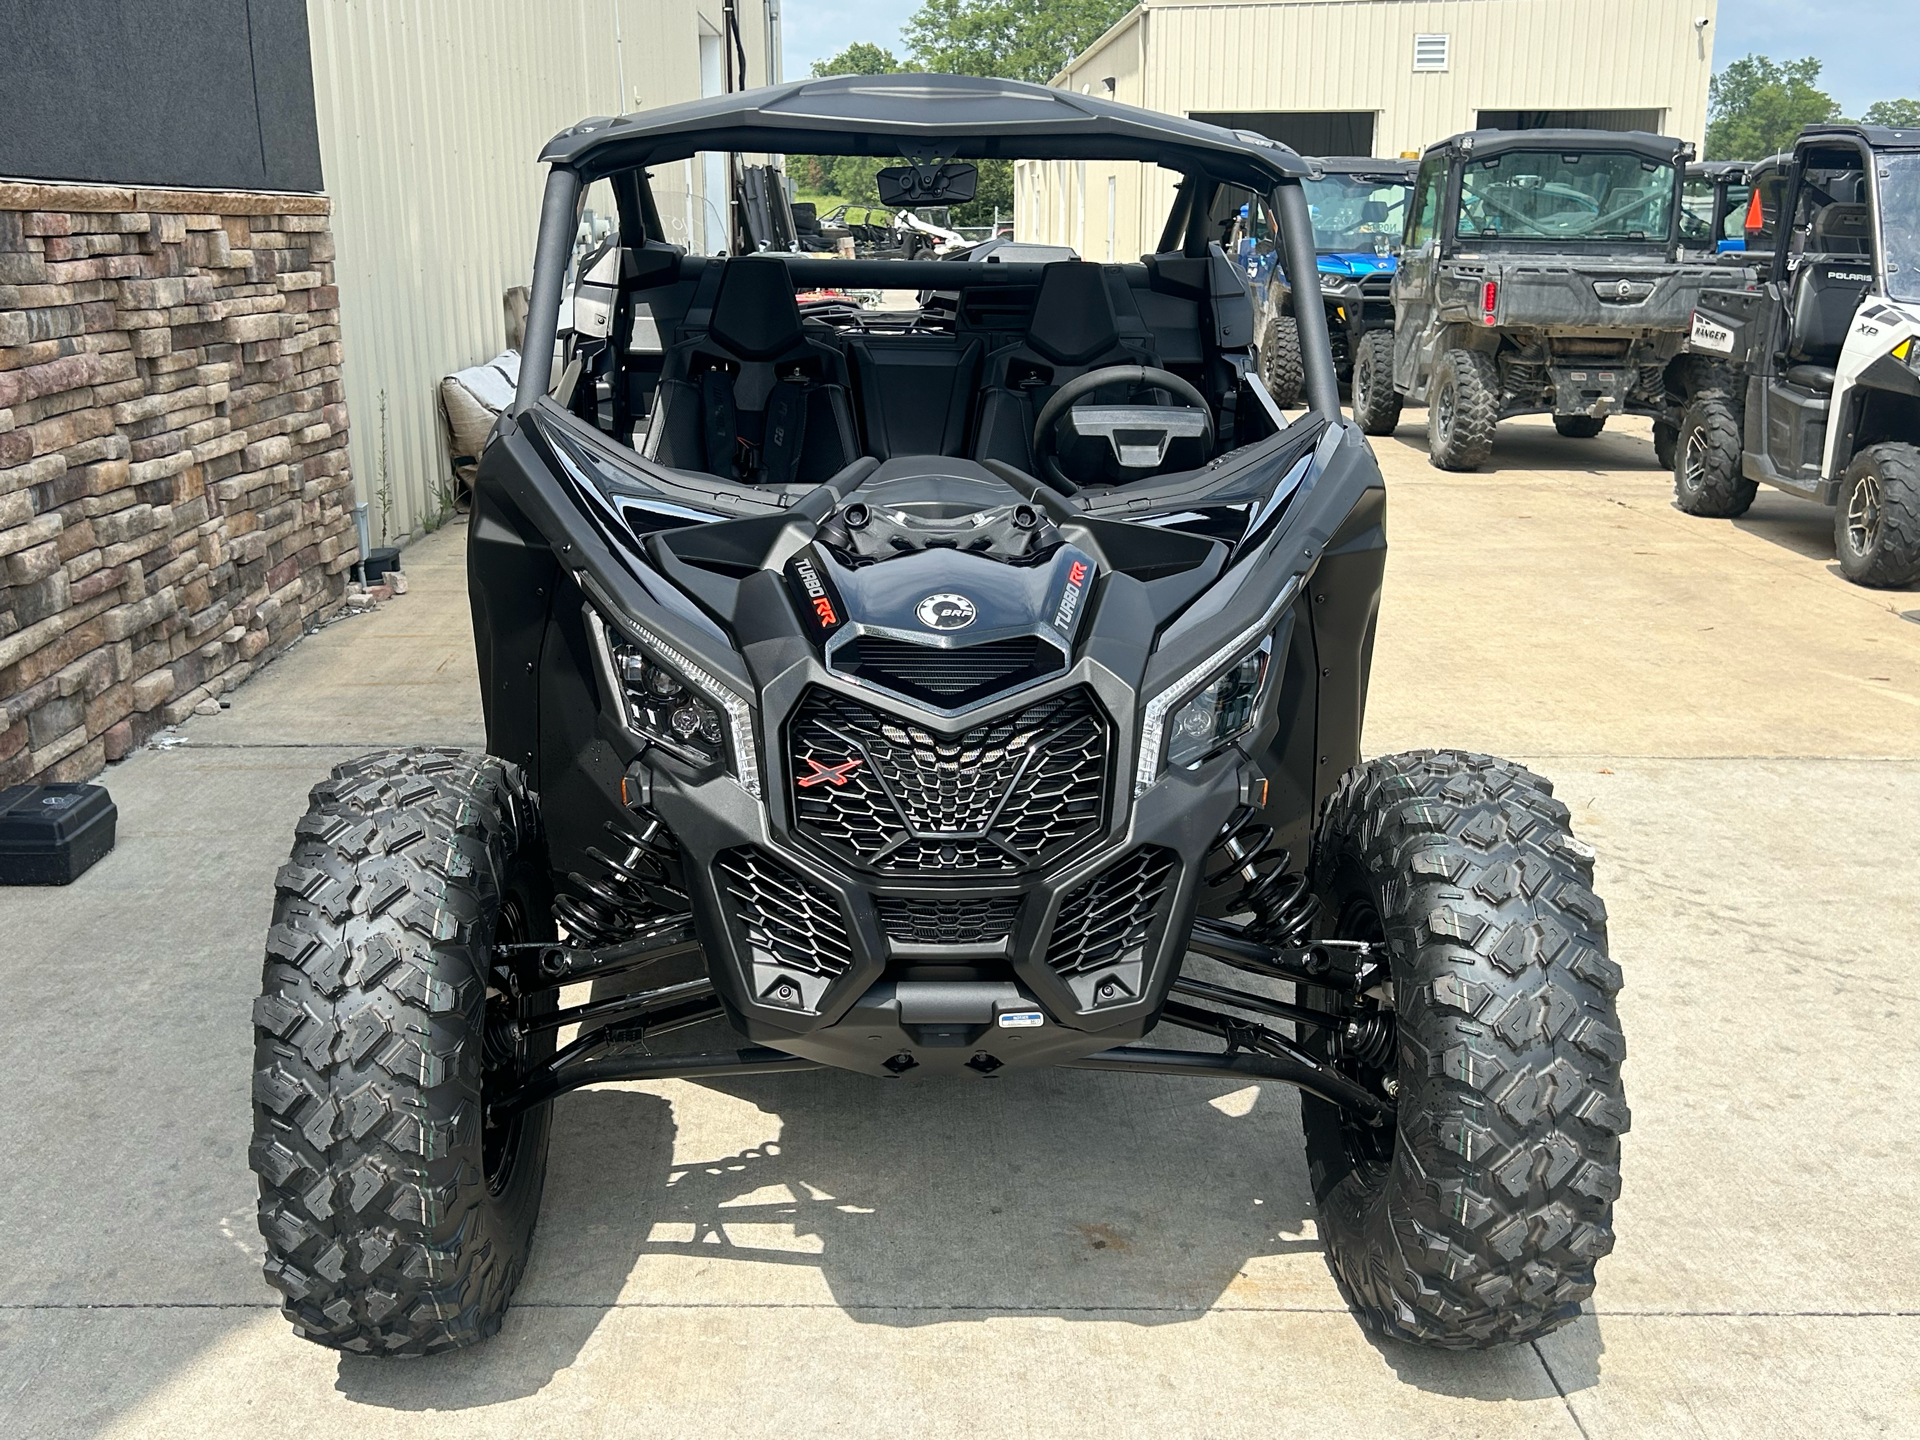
[972, 261, 1158, 472]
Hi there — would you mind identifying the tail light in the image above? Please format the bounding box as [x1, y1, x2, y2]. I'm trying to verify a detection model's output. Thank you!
[1481, 280, 1499, 325]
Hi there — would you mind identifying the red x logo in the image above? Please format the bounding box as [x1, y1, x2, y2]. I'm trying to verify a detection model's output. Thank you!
[796, 756, 863, 788]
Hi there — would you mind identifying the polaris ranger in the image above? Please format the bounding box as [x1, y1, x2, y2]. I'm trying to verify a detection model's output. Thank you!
[1249, 157, 1416, 411]
[248, 76, 1626, 1358]
[1377, 128, 1717, 466]
[1675, 122, 1920, 586]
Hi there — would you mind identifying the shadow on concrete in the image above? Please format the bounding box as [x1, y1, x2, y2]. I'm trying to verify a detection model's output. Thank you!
[328, 1022, 1341, 1410]
[1727, 488, 1841, 564]
[332, 1087, 672, 1410]
[1375, 415, 1665, 476]
[1365, 1309, 1606, 1401]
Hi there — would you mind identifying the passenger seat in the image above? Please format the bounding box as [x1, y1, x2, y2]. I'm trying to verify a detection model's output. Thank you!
[1782, 257, 1873, 393]
[644, 258, 859, 485]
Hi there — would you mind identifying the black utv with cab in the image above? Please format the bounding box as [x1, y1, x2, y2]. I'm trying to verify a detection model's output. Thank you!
[1673, 123, 1920, 586]
[1377, 128, 1723, 468]
[249, 76, 1627, 1359]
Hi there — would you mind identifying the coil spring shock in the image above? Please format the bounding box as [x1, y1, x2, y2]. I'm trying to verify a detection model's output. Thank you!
[1205, 808, 1319, 947]
[552, 815, 687, 947]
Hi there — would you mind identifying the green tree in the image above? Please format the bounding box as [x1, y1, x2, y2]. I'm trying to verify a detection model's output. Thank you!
[903, 0, 1134, 84]
[1705, 55, 1840, 160]
[810, 42, 909, 77]
[1862, 98, 1920, 128]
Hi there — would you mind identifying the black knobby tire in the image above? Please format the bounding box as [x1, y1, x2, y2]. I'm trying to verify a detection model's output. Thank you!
[1672, 393, 1757, 518]
[250, 748, 556, 1355]
[1427, 349, 1500, 471]
[1553, 415, 1606, 439]
[1652, 419, 1678, 471]
[1352, 329, 1404, 436]
[1834, 442, 1920, 588]
[1260, 313, 1305, 409]
[1303, 750, 1628, 1349]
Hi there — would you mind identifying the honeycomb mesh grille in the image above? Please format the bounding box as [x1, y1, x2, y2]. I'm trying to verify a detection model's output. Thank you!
[875, 896, 1022, 947]
[788, 687, 1107, 873]
[715, 848, 854, 977]
[1046, 848, 1178, 978]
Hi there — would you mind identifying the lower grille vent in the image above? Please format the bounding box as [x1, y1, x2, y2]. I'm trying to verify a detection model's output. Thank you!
[877, 896, 1021, 947]
[1046, 848, 1177, 982]
[716, 848, 854, 978]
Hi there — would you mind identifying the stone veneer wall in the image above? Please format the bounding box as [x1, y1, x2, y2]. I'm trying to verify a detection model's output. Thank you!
[0, 180, 358, 787]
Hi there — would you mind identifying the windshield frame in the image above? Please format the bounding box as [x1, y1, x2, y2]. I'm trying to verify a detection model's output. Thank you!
[1445, 146, 1681, 253]
[1876, 151, 1920, 304]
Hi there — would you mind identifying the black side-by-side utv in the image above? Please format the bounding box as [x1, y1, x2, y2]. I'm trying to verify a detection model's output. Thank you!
[249, 76, 1627, 1359]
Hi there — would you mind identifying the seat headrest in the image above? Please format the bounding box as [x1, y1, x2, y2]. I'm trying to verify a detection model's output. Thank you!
[709, 258, 805, 361]
[1027, 262, 1120, 366]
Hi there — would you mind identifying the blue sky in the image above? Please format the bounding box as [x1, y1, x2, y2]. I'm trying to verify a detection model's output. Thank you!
[779, 0, 1915, 115]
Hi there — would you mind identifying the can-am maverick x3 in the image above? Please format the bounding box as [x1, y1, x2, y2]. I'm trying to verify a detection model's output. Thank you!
[250, 75, 1626, 1358]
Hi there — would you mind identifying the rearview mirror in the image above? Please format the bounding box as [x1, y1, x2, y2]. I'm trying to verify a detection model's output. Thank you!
[1361, 200, 1390, 223]
[876, 162, 978, 207]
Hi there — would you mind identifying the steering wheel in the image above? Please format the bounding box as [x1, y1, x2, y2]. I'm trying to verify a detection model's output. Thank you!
[1031, 365, 1216, 491]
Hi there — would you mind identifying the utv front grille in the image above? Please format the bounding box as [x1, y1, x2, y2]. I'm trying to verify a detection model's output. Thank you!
[1359, 275, 1392, 297]
[788, 687, 1108, 873]
[876, 895, 1022, 947]
[1045, 848, 1177, 978]
[715, 848, 855, 977]
[832, 634, 1066, 708]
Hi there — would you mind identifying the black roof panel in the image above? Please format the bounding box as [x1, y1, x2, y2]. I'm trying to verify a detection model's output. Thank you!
[1425, 129, 1691, 165]
[539, 73, 1313, 186]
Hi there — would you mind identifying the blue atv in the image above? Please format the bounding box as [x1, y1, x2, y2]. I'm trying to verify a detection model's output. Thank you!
[1243, 158, 1416, 415]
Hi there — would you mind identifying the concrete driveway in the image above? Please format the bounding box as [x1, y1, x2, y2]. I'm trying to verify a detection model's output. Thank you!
[3, 415, 1916, 1438]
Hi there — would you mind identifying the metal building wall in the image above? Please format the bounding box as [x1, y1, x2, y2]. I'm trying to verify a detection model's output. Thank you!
[307, 0, 773, 544]
[1023, 0, 1717, 259]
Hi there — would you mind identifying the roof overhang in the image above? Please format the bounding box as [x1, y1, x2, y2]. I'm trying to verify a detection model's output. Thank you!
[538, 73, 1312, 189]
[1307, 156, 1418, 181]
[1433, 129, 1691, 166]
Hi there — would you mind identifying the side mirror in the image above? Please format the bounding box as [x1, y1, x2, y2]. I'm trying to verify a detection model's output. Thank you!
[876, 162, 978, 207]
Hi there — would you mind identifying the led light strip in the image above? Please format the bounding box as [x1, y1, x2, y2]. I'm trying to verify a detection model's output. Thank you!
[586, 600, 762, 799]
[1135, 577, 1299, 797]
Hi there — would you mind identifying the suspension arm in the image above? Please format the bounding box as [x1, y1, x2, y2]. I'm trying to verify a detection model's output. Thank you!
[494, 915, 701, 992]
[1170, 975, 1342, 1032]
[1061, 1043, 1391, 1122]
[1187, 917, 1378, 993]
[489, 1047, 823, 1123]
[522, 977, 716, 1037]
[1153, 999, 1393, 1122]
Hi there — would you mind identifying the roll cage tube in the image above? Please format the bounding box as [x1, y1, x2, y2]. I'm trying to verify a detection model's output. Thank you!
[516, 165, 583, 411]
[1274, 176, 1342, 419]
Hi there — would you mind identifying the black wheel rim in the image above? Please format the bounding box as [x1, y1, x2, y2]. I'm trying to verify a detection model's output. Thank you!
[1327, 895, 1397, 1174]
[482, 894, 534, 1192]
[1845, 474, 1882, 556]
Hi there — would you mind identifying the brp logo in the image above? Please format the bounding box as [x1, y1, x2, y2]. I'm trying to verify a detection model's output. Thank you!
[915, 592, 977, 631]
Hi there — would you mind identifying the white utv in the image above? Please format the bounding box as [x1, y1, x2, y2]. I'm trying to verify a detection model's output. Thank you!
[1677, 123, 1920, 586]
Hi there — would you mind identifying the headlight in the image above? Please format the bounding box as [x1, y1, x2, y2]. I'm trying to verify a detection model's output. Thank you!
[1165, 640, 1272, 769]
[587, 606, 762, 797]
[613, 641, 728, 762]
[1136, 579, 1296, 796]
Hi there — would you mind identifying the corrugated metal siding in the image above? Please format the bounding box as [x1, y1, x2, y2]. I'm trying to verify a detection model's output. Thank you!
[308, 0, 772, 543]
[1025, 0, 1716, 258]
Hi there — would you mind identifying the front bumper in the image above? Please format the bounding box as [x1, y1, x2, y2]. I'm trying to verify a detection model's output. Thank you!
[638, 686, 1247, 1076]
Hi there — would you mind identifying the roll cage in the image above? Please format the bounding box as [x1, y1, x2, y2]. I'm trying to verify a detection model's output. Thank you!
[513, 73, 1341, 422]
